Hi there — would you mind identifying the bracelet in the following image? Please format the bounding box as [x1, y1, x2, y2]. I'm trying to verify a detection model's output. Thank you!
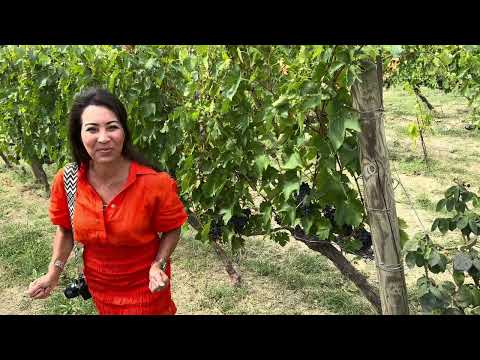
[52, 259, 65, 271]
[153, 258, 167, 272]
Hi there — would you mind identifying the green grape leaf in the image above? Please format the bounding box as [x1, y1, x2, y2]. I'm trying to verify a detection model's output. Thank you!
[282, 179, 301, 201]
[457, 216, 469, 230]
[405, 252, 418, 268]
[315, 218, 331, 240]
[344, 113, 361, 132]
[255, 155, 270, 176]
[145, 58, 156, 70]
[201, 221, 211, 243]
[453, 271, 465, 287]
[455, 285, 475, 308]
[453, 253, 473, 272]
[403, 238, 420, 252]
[219, 207, 233, 225]
[282, 152, 302, 170]
[260, 202, 272, 228]
[272, 231, 289, 247]
[438, 218, 449, 235]
[335, 199, 363, 227]
[224, 65, 242, 100]
[399, 229, 409, 248]
[436, 199, 447, 212]
[469, 219, 479, 235]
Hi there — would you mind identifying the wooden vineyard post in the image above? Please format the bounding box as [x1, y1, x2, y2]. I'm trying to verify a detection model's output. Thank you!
[351, 59, 409, 315]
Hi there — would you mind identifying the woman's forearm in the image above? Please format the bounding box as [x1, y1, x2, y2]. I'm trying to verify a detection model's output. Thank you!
[153, 227, 181, 264]
[47, 226, 74, 278]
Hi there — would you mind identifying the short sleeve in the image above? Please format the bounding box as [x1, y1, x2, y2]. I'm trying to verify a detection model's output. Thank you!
[153, 174, 188, 233]
[49, 169, 72, 230]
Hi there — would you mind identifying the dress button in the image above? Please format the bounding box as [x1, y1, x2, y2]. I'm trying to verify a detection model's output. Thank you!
[111, 204, 116, 209]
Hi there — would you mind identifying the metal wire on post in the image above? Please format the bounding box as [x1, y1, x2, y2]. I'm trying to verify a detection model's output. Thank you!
[391, 162, 427, 233]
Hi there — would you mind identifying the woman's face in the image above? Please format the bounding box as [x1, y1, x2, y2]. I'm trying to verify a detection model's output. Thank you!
[80, 105, 126, 164]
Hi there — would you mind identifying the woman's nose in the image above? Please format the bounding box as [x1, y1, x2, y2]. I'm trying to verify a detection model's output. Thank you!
[97, 130, 109, 143]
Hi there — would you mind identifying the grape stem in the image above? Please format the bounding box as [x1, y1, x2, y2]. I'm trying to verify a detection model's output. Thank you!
[247, 226, 292, 237]
[186, 209, 242, 286]
[353, 173, 366, 209]
[424, 264, 430, 280]
[310, 153, 320, 193]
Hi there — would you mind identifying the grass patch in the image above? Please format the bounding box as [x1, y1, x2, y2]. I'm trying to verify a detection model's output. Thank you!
[415, 193, 435, 211]
[0, 195, 23, 220]
[394, 156, 470, 183]
[435, 127, 479, 138]
[383, 87, 419, 117]
[201, 285, 248, 314]
[395, 157, 431, 175]
[0, 223, 52, 287]
[43, 291, 97, 315]
[241, 244, 376, 315]
[244, 258, 281, 277]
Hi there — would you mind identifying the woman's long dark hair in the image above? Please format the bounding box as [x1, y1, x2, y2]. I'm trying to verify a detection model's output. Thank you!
[68, 87, 161, 171]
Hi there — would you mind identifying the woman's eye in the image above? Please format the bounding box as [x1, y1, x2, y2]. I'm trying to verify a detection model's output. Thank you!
[86, 128, 97, 133]
[108, 126, 119, 131]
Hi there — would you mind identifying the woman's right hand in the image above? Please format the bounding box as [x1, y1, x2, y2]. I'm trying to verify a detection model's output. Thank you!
[26, 273, 59, 300]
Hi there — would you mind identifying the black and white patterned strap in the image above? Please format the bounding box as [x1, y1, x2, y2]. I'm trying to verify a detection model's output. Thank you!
[63, 162, 83, 274]
[63, 162, 79, 230]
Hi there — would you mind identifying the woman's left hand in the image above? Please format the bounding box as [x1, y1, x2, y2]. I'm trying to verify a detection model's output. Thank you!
[148, 261, 170, 293]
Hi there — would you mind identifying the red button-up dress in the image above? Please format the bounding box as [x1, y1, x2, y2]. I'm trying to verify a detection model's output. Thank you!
[49, 161, 188, 315]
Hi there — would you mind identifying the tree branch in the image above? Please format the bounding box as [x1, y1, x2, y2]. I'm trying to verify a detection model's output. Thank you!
[186, 211, 242, 286]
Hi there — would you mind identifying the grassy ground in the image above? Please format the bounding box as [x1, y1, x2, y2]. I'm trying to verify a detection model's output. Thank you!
[0, 85, 478, 315]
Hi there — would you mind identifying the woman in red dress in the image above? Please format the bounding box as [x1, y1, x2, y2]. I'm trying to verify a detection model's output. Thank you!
[27, 88, 188, 315]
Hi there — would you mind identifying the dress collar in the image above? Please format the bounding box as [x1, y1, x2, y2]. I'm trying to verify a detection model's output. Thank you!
[78, 160, 157, 184]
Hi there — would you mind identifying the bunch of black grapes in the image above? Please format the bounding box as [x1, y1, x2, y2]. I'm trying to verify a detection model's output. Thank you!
[322, 205, 335, 223]
[228, 209, 252, 234]
[295, 182, 312, 217]
[322, 205, 373, 258]
[352, 227, 373, 259]
[209, 218, 223, 240]
[275, 182, 313, 226]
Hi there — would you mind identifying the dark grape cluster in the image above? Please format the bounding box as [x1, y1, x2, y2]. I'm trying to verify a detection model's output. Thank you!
[300, 206, 313, 217]
[274, 213, 283, 224]
[342, 225, 353, 237]
[322, 205, 335, 223]
[354, 228, 372, 251]
[209, 219, 223, 240]
[228, 209, 251, 234]
[295, 182, 311, 204]
[351, 227, 373, 259]
[296, 182, 312, 217]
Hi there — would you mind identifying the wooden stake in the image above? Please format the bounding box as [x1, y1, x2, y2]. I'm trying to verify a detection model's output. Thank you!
[352, 60, 409, 315]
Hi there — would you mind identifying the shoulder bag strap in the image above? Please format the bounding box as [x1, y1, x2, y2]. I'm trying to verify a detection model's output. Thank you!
[63, 162, 83, 274]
